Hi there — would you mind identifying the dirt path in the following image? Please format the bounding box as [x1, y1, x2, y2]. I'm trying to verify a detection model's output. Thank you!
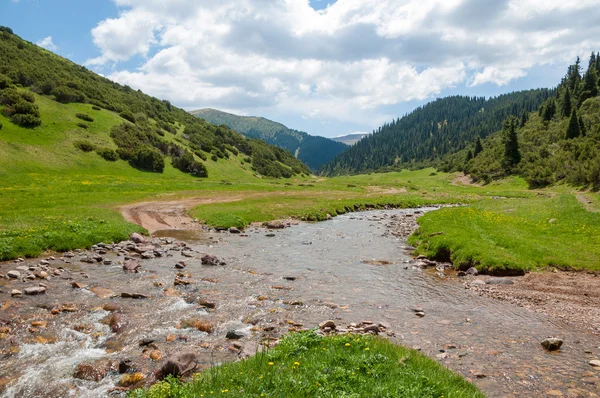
[120, 196, 244, 233]
[577, 193, 599, 212]
[451, 173, 479, 187]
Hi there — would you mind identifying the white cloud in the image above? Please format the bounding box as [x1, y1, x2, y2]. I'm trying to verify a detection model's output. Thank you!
[36, 36, 57, 51]
[87, 0, 600, 128]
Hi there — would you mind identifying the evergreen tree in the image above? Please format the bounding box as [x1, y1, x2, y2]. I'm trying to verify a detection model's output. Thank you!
[502, 116, 521, 171]
[561, 88, 572, 117]
[542, 99, 556, 122]
[520, 111, 528, 127]
[466, 150, 473, 162]
[579, 114, 586, 136]
[566, 109, 580, 139]
[580, 66, 598, 105]
[474, 138, 483, 157]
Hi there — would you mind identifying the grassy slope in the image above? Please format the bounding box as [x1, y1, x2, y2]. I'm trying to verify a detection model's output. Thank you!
[131, 331, 483, 398]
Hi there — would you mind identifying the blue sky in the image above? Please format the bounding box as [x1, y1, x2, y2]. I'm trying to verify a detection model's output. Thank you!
[1, 0, 598, 138]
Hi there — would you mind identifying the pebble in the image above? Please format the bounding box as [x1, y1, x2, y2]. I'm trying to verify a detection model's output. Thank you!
[11, 289, 22, 297]
[541, 337, 564, 351]
[24, 286, 47, 295]
[590, 360, 600, 367]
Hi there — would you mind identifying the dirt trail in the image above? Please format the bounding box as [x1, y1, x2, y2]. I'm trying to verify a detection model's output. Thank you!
[577, 193, 599, 212]
[451, 173, 479, 187]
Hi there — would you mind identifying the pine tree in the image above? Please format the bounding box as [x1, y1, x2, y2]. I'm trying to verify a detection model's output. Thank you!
[561, 88, 571, 117]
[566, 109, 580, 139]
[474, 137, 483, 157]
[580, 66, 599, 105]
[502, 116, 521, 171]
[579, 114, 586, 136]
[520, 111, 528, 127]
[542, 99, 556, 122]
[466, 149, 473, 162]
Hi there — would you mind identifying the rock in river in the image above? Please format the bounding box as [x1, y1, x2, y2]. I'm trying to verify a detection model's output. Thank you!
[226, 330, 246, 340]
[589, 360, 600, 367]
[201, 254, 225, 266]
[541, 337, 563, 351]
[155, 353, 198, 380]
[130, 232, 145, 243]
[7, 270, 20, 279]
[24, 286, 46, 295]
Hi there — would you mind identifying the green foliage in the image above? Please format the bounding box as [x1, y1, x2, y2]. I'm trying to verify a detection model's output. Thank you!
[52, 85, 85, 103]
[131, 147, 165, 172]
[10, 113, 41, 127]
[91, 105, 102, 111]
[323, 90, 552, 175]
[566, 108, 581, 139]
[77, 122, 88, 129]
[502, 116, 521, 171]
[170, 147, 208, 177]
[73, 140, 96, 152]
[131, 331, 483, 398]
[96, 147, 119, 161]
[75, 112, 94, 122]
[120, 110, 136, 123]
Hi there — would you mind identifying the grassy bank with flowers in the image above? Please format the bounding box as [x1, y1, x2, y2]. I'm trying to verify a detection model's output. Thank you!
[130, 331, 483, 398]
[409, 193, 600, 273]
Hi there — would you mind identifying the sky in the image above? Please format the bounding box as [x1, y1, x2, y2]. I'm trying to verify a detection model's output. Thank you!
[2, 0, 600, 138]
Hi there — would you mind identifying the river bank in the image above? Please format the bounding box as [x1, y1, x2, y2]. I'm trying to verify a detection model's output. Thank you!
[1, 209, 599, 397]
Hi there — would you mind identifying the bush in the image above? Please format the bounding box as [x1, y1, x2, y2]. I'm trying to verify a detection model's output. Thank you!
[130, 147, 164, 172]
[96, 148, 119, 161]
[75, 113, 93, 122]
[10, 113, 41, 128]
[77, 123, 88, 129]
[0, 26, 13, 35]
[74, 140, 96, 152]
[20, 91, 35, 103]
[0, 87, 21, 105]
[194, 150, 207, 161]
[171, 150, 208, 177]
[0, 74, 11, 90]
[91, 105, 101, 111]
[13, 100, 39, 117]
[52, 85, 85, 103]
[120, 110, 135, 123]
[211, 154, 218, 162]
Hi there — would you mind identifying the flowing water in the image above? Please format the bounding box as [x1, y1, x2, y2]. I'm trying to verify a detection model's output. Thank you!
[0, 209, 598, 397]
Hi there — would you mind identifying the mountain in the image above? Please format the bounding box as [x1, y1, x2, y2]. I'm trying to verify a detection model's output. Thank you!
[190, 108, 347, 171]
[321, 90, 552, 175]
[331, 133, 369, 146]
[443, 53, 600, 190]
[0, 27, 310, 180]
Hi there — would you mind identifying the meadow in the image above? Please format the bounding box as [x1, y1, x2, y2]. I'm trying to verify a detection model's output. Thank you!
[130, 331, 484, 398]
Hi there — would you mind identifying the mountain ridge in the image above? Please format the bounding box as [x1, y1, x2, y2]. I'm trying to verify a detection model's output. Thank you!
[190, 108, 347, 171]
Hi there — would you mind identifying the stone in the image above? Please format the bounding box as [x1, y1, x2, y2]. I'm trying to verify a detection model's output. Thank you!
[265, 233, 276, 237]
[182, 250, 195, 258]
[121, 292, 150, 299]
[74, 360, 116, 382]
[201, 254, 225, 266]
[319, 320, 336, 330]
[229, 227, 241, 234]
[226, 330, 246, 340]
[466, 267, 478, 276]
[197, 299, 216, 309]
[130, 233, 145, 244]
[149, 350, 162, 361]
[140, 251, 155, 260]
[119, 372, 145, 387]
[470, 279, 486, 286]
[7, 270, 20, 279]
[175, 261, 187, 269]
[80, 257, 95, 264]
[364, 324, 381, 333]
[71, 282, 86, 289]
[106, 313, 126, 333]
[541, 337, 563, 351]
[118, 359, 134, 374]
[174, 278, 192, 286]
[10, 289, 22, 297]
[589, 360, 600, 367]
[123, 259, 141, 273]
[266, 220, 285, 229]
[415, 311, 426, 317]
[155, 353, 198, 380]
[24, 286, 46, 295]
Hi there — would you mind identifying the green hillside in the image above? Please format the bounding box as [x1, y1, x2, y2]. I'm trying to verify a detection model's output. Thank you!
[191, 108, 348, 171]
[442, 53, 600, 190]
[322, 90, 552, 175]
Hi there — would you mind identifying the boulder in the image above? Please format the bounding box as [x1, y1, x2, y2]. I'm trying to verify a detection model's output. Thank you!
[266, 220, 285, 229]
[319, 320, 336, 330]
[229, 227, 241, 234]
[130, 233, 145, 244]
[7, 270, 20, 279]
[541, 337, 563, 351]
[466, 267, 479, 276]
[11, 289, 22, 297]
[226, 330, 246, 340]
[201, 254, 225, 266]
[24, 286, 46, 295]
[155, 353, 198, 380]
[122, 260, 141, 273]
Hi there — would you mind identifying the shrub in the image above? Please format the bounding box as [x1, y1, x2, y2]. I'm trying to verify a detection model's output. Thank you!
[194, 150, 207, 161]
[75, 113, 93, 122]
[77, 123, 88, 129]
[134, 112, 147, 123]
[0, 74, 11, 90]
[74, 140, 96, 152]
[120, 110, 135, 123]
[171, 150, 208, 177]
[0, 88, 21, 105]
[20, 91, 35, 103]
[96, 148, 119, 161]
[52, 85, 85, 103]
[13, 101, 39, 117]
[91, 105, 101, 111]
[10, 114, 41, 127]
[211, 154, 218, 162]
[130, 147, 164, 172]
[0, 26, 13, 35]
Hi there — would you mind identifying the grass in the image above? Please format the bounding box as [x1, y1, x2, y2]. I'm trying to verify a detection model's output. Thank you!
[129, 331, 484, 398]
[409, 193, 600, 273]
